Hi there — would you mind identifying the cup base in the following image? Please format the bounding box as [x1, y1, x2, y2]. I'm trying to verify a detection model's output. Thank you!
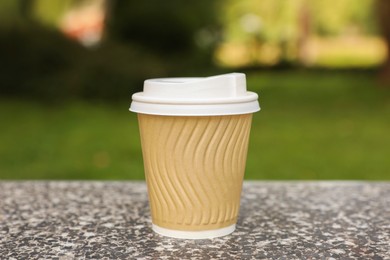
[152, 224, 236, 239]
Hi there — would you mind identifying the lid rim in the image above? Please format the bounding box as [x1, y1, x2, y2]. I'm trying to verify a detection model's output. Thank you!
[130, 100, 260, 116]
[132, 91, 258, 105]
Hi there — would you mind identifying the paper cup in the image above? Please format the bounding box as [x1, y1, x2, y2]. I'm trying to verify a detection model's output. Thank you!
[130, 73, 260, 239]
[138, 113, 252, 238]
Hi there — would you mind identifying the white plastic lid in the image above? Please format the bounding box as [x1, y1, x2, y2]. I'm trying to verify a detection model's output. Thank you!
[129, 73, 260, 116]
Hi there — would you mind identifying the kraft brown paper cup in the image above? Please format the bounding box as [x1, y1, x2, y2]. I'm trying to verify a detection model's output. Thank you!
[130, 73, 260, 238]
[137, 113, 253, 239]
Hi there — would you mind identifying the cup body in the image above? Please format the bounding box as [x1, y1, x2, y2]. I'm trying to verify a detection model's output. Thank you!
[137, 113, 253, 238]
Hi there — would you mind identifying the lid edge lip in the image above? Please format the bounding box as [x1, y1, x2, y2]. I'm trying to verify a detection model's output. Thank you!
[131, 91, 259, 105]
[129, 108, 260, 116]
[129, 101, 260, 116]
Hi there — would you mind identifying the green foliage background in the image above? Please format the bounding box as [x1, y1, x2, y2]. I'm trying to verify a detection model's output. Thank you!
[0, 0, 389, 180]
[222, 0, 377, 43]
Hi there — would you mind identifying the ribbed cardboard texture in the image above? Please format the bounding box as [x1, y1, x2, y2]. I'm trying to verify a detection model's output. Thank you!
[138, 114, 252, 231]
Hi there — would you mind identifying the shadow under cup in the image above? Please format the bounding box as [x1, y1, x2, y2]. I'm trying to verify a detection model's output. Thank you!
[137, 113, 253, 239]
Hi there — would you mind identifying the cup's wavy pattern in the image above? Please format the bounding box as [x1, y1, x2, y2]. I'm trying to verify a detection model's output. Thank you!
[138, 114, 252, 231]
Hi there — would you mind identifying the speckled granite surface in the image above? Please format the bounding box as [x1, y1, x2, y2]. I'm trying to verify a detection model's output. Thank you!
[0, 181, 389, 259]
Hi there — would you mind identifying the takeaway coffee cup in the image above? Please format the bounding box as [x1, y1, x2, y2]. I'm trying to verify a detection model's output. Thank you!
[130, 73, 260, 239]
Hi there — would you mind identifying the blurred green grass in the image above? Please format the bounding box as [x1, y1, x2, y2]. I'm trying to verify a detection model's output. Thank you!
[1, 70, 389, 180]
[0, 101, 144, 179]
[247, 70, 390, 179]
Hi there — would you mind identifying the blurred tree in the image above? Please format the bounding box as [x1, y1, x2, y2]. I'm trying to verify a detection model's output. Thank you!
[219, 0, 378, 66]
[0, 0, 23, 26]
[0, 0, 221, 100]
[31, 0, 75, 27]
[297, 0, 311, 65]
[377, 0, 390, 84]
[106, 0, 221, 73]
[311, 0, 375, 35]
[222, 0, 300, 44]
[20, 0, 35, 21]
